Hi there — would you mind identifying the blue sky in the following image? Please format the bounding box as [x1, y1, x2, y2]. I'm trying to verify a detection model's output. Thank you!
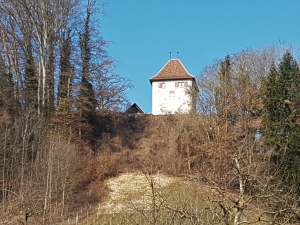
[100, 0, 300, 113]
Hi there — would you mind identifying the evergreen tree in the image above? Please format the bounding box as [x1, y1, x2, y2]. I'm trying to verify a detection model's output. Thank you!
[45, 35, 55, 116]
[0, 63, 15, 112]
[215, 55, 232, 118]
[262, 52, 300, 188]
[78, 4, 97, 137]
[58, 29, 72, 101]
[24, 44, 38, 109]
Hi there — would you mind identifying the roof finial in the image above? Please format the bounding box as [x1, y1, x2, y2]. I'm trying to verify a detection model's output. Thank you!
[170, 52, 172, 59]
[177, 52, 179, 58]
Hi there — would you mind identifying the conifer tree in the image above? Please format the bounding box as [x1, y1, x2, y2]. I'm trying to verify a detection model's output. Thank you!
[78, 4, 97, 137]
[45, 35, 55, 116]
[19, 2, 37, 112]
[25, 46, 38, 108]
[0, 62, 15, 112]
[262, 52, 300, 188]
[58, 29, 72, 101]
[215, 55, 232, 118]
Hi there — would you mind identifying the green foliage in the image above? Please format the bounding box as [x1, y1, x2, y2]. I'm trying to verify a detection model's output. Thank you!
[262, 52, 300, 188]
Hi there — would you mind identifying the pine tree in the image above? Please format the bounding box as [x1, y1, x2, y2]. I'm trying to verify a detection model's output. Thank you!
[262, 52, 300, 188]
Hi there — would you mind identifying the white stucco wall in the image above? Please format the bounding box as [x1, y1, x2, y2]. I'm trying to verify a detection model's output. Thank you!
[151, 79, 192, 115]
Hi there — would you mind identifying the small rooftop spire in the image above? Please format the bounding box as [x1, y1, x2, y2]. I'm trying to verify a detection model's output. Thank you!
[169, 52, 172, 59]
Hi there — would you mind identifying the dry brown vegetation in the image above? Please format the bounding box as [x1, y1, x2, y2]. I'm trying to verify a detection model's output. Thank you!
[0, 88, 299, 224]
[0, 102, 299, 224]
[0, 46, 299, 224]
[0, 0, 299, 222]
[92, 110, 299, 225]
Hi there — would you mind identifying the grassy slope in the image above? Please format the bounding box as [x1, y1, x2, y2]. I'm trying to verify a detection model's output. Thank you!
[79, 173, 270, 225]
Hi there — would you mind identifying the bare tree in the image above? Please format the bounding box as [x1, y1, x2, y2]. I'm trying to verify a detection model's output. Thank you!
[91, 61, 133, 112]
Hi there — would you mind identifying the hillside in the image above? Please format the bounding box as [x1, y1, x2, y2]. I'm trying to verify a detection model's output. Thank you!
[0, 112, 299, 224]
[86, 113, 299, 225]
[70, 172, 271, 225]
[64, 113, 279, 225]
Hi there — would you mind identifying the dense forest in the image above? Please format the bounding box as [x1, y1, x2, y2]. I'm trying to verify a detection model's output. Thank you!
[0, 0, 299, 224]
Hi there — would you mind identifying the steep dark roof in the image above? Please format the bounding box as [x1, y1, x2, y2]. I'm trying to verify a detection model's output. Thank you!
[124, 103, 144, 114]
[149, 59, 195, 83]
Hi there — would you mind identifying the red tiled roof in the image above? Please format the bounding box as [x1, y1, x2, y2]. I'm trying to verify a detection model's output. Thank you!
[149, 59, 195, 83]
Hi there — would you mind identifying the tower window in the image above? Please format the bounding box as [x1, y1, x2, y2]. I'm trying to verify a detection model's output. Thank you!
[158, 82, 165, 88]
[169, 90, 175, 97]
[175, 82, 186, 88]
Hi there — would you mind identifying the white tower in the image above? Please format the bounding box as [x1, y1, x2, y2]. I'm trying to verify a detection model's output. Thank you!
[149, 59, 196, 115]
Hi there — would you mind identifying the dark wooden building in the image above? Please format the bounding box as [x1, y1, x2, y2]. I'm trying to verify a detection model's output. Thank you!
[124, 103, 144, 114]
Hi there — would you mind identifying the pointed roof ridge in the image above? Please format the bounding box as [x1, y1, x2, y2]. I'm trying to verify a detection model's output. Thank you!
[150, 59, 175, 80]
[124, 103, 144, 114]
[149, 58, 194, 83]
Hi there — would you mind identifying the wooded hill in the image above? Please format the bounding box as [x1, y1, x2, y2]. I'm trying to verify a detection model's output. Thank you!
[0, 46, 299, 224]
[0, 0, 300, 224]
